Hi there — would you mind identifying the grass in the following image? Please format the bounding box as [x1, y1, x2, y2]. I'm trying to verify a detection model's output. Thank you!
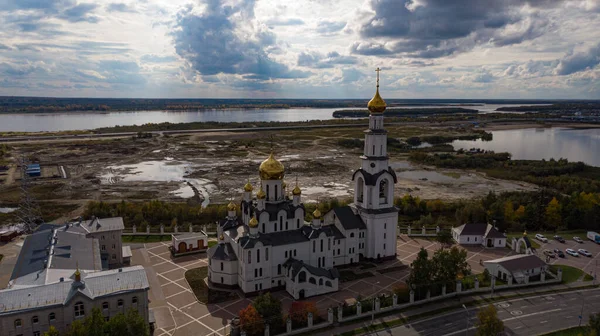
[539, 326, 591, 336]
[550, 264, 592, 284]
[121, 235, 172, 243]
[208, 240, 217, 248]
[184, 266, 238, 304]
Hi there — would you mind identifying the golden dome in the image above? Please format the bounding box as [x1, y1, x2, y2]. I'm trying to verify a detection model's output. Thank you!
[313, 208, 322, 219]
[367, 68, 386, 114]
[523, 230, 527, 236]
[249, 216, 259, 228]
[259, 153, 285, 180]
[219, 234, 224, 240]
[292, 185, 302, 196]
[256, 186, 266, 199]
[244, 180, 253, 192]
[227, 202, 236, 211]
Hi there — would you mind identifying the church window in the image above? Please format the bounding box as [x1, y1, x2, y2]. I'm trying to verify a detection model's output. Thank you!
[333, 214, 336, 220]
[319, 278, 323, 286]
[299, 271, 306, 283]
[220, 262, 223, 271]
[357, 177, 364, 203]
[379, 180, 388, 201]
[350, 232, 354, 238]
[274, 223, 277, 232]
[266, 248, 269, 261]
[267, 185, 270, 199]
[278, 264, 281, 275]
[320, 239, 323, 252]
[221, 277, 224, 284]
[372, 145, 375, 155]
[294, 250, 297, 256]
[255, 269, 258, 277]
[286, 221, 288, 230]
[285, 251, 288, 258]
[262, 223, 265, 233]
[380, 145, 383, 156]
[328, 238, 331, 250]
[384, 243, 386, 250]
[257, 249, 260, 263]
[248, 251, 251, 263]
[467, 237, 470, 242]
[384, 233, 386, 239]
[280, 217, 283, 231]
[309, 277, 316, 285]
[338, 249, 340, 255]
[384, 223, 387, 229]
[297, 219, 300, 228]
[259, 268, 262, 276]
[313, 241, 316, 252]
[325, 281, 332, 287]
[275, 185, 278, 200]
[349, 248, 351, 254]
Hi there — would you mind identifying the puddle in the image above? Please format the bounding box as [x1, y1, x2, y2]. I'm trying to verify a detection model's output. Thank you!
[0, 207, 18, 214]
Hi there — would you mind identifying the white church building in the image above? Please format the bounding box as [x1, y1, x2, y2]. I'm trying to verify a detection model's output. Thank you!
[207, 70, 399, 299]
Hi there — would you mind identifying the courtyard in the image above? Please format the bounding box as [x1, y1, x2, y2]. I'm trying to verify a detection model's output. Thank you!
[134, 235, 520, 336]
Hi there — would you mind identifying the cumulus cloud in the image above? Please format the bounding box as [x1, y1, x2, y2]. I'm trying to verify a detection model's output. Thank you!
[354, 0, 563, 58]
[555, 42, 600, 75]
[106, 3, 136, 13]
[316, 21, 346, 35]
[265, 18, 304, 26]
[140, 54, 177, 63]
[172, 0, 309, 81]
[297, 51, 359, 68]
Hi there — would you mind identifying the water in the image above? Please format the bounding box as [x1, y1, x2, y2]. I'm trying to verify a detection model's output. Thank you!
[452, 127, 600, 167]
[0, 104, 544, 132]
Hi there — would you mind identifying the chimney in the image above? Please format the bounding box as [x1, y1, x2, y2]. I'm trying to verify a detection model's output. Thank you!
[60, 277, 64, 282]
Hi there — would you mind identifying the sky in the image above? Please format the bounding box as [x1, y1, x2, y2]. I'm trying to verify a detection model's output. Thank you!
[0, 0, 599, 99]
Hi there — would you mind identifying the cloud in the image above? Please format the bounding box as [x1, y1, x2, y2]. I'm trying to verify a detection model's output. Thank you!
[316, 21, 346, 35]
[59, 3, 99, 23]
[297, 51, 359, 68]
[554, 42, 600, 75]
[341, 68, 364, 83]
[106, 3, 136, 13]
[354, 0, 564, 58]
[172, 0, 309, 81]
[140, 54, 177, 63]
[265, 18, 304, 26]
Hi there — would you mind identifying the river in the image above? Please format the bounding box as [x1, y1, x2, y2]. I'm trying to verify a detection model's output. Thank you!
[452, 127, 600, 167]
[0, 103, 540, 132]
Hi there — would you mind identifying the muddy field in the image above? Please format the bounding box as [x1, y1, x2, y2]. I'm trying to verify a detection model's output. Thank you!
[0, 125, 536, 222]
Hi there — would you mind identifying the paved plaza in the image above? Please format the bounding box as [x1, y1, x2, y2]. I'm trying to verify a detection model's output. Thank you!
[134, 236, 522, 336]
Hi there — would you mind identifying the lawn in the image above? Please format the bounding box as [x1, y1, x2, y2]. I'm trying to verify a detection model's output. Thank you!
[121, 235, 172, 243]
[184, 266, 239, 304]
[540, 326, 591, 336]
[550, 264, 592, 284]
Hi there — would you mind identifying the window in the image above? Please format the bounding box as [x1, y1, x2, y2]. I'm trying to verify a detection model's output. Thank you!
[372, 145, 375, 155]
[248, 251, 251, 264]
[132, 297, 138, 304]
[34, 331, 40, 336]
[266, 248, 269, 261]
[112, 244, 116, 249]
[14, 319, 22, 328]
[102, 302, 109, 310]
[275, 185, 278, 200]
[467, 237, 470, 242]
[298, 271, 306, 283]
[325, 281, 332, 287]
[262, 223, 265, 232]
[221, 277, 224, 284]
[384, 233, 386, 239]
[267, 185, 270, 199]
[259, 268, 262, 276]
[338, 249, 340, 255]
[279, 217, 283, 231]
[319, 278, 323, 286]
[112, 254, 116, 260]
[285, 221, 288, 230]
[257, 249, 260, 263]
[49, 313, 56, 322]
[350, 232, 354, 238]
[384, 223, 387, 229]
[278, 264, 282, 275]
[101, 235, 105, 240]
[328, 238, 331, 250]
[117, 299, 124, 308]
[309, 277, 316, 285]
[274, 223, 277, 232]
[255, 269, 258, 277]
[220, 262, 224, 271]
[475, 237, 478, 242]
[320, 239, 323, 252]
[383, 244, 386, 250]
[297, 219, 300, 228]
[294, 250, 297, 257]
[101, 245, 106, 251]
[313, 241, 316, 252]
[74, 301, 85, 317]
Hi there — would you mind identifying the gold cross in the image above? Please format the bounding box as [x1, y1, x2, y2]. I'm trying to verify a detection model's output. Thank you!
[376, 67, 381, 88]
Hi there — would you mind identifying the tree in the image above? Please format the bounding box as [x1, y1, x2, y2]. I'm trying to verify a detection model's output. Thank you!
[504, 201, 515, 223]
[408, 248, 433, 298]
[514, 205, 526, 221]
[239, 304, 264, 336]
[105, 312, 129, 336]
[455, 202, 487, 224]
[436, 229, 453, 249]
[545, 197, 562, 231]
[432, 246, 470, 285]
[590, 312, 600, 335]
[476, 304, 504, 336]
[252, 293, 283, 331]
[43, 326, 60, 336]
[84, 308, 106, 336]
[125, 308, 150, 336]
[288, 301, 319, 328]
[65, 320, 87, 336]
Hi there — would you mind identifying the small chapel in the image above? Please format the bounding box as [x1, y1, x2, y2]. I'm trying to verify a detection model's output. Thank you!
[207, 70, 399, 299]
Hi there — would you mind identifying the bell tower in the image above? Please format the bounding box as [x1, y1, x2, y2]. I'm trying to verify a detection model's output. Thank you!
[352, 68, 399, 260]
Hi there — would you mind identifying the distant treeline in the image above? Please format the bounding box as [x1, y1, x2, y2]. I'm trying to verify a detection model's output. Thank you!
[496, 102, 600, 112]
[332, 107, 479, 118]
[0, 96, 583, 113]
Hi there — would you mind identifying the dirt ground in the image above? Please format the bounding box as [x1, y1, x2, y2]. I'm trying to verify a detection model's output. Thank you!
[0, 125, 536, 223]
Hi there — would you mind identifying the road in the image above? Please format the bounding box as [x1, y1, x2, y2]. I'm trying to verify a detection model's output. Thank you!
[376, 288, 600, 336]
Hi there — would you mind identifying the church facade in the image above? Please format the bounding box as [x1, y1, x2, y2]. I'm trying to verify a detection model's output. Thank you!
[208, 70, 399, 299]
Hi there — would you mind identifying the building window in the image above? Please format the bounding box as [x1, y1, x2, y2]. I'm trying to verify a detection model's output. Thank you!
[279, 217, 283, 231]
[384, 223, 386, 229]
[221, 262, 224, 271]
[112, 244, 116, 249]
[248, 251, 251, 264]
[255, 269, 258, 277]
[14, 319, 22, 328]
[221, 277, 224, 284]
[328, 239, 331, 250]
[101, 235, 105, 240]
[32, 316, 39, 324]
[74, 301, 85, 317]
[294, 250, 297, 256]
[285, 221, 288, 230]
[274, 223, 277, 232]
[132, 295, 138, 304]
[350, 232, 354, 238]
[262, 223, 265, 232]
[320, 239, 323, 252]
[278, 264, 282, 275]
[267, 185, 270, 199]
[309, 277, 316, 285]
[383, 243, 386, 250]
[259, 268, 263, 276]
[475, 237, 477, 242]
[338, 249, 340, 255]
[257, 249, 260, 263]
[297, 219, 300, 228]
[384, 233, 386, 239]
[298, 271, 306, 283]
[467, 237, 470, 242]
[117, 299, 124, 308]
[34, 332, 40, 336]
[313, 241, 316, 252]
[285, 251, 288, 258]
[49, 313, 56, 322]
[319, 278, 323, 286]
[102, 302, 109, 310]
[112, 254, 116, 260]
[101, 245, 106, 251]
[325, 281, 332, 287]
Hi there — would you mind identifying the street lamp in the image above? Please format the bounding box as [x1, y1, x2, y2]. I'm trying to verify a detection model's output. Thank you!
[462, 304, 469, 336]
[371, 281, 380, 325]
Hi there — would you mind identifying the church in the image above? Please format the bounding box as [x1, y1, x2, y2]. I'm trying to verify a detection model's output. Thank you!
[207, 70, 399, 299]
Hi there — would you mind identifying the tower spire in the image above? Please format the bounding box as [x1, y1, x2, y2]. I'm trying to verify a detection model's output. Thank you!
[367, 67, 386, 114]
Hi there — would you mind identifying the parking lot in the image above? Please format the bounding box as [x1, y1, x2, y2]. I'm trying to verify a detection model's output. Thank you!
[135, 236, 522, 336]
[533, 234, 600, 277]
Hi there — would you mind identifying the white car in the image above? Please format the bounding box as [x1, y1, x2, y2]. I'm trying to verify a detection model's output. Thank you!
[578, 249, 592, 257]
[574, 237, 584, 243]
[566, 248, 579, 257]
[535, 234, 548, 243]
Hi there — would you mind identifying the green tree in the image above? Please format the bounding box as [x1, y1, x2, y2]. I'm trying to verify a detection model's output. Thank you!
[104, 309, 149, 336]
[455, 202, 487, 224]
[476, 304, 504, 336]
[65, 320, 87, 336]
[105, 313, 129, 336]
[252, 293, 283, 331]
[432, 246, 470, 284]
[43, 326, 60, 336]
[589, 312, 600, 335]
[545, 197, 562, 231]
[84, 307, 106, 336]
[408, 248, 433, 298]
[504, 201, 515, 223]
[436, 229, 454, 249]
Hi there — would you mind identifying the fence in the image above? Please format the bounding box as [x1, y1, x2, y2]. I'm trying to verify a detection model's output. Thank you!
[121, 223, 217, 236]
[397, 225, 444, 237]
[237, 269, 562, 336]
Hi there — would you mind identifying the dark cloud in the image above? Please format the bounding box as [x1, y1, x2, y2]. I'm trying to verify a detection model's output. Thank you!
[297, 51, 359, 68]
[106, 3, 137, 13]
[355, 0, 563, 58]
[0, 1, 99, 24]
[265, 18, 304, 26]
[316, 21, 346, 35]
[140, 54, 177, 63]
[555, 43, 600, 75]
[173, 0, 309, 80]
[59, 3, 99, 23]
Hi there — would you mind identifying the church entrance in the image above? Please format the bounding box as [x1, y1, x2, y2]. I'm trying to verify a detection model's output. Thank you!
[299, 289, 305, 300]
[487, 239, 493, 248]
[178, 242, 187, 253]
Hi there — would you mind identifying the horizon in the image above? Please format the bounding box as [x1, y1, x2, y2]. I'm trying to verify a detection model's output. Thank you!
[0, 0, 599, 99]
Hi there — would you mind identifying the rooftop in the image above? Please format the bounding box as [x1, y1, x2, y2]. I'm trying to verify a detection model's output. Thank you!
[484, 254, 546, 273]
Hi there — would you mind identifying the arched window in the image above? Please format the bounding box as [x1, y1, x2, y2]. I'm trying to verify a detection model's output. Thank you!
[117, 299, 124, 308]
[325, 281, 332, 287]
[275, 185, 278, 200]
[350, 232, 354, 238]
[14, 319, 22, 328]
[309, 277, 316, 285]
[319, 278, 323, 286]
[74, 301, 85, 317]
[296, 219, 300, 228]
[132, 296, 138, 304]
[266, 185, 270, 199]
[298, 271, 306, 283]
[262, 223, 265, 233]
[102, 302, 109, 310]
[49, 313, 56, 322]
[279, 217, 283, 231]
[278, 264, 282, 275]
[32, 316, 39, 324]
[357, 177, 364, 203]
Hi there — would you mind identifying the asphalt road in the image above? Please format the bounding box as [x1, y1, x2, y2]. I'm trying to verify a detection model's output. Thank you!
[375, 288, 600, 336]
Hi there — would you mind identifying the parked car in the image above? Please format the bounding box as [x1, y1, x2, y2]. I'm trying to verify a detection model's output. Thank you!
[535, 234, 548, 243]
[574, 237, 584, 243]
[554, 235, 565, 243]
[543, 249, 556, 258]
[566, 248, 579, 257]
[554, 249, 565, 258]
[578, 249, 592, 257]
